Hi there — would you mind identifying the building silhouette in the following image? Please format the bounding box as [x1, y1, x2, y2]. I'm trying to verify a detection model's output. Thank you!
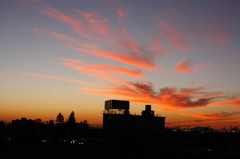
[103, 99, 165, 134]
[12, 117, 36, 129]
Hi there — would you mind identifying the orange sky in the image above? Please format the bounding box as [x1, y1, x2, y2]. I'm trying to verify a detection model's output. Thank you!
[1, 0, 240, 130]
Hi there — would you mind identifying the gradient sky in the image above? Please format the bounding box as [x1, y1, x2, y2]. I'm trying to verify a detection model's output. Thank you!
[1, 0, 240, 129]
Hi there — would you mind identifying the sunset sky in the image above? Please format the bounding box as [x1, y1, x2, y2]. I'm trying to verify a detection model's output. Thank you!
[1, 0, 240, 130]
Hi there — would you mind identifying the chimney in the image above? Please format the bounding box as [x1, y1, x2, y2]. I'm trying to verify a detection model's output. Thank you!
[142, 105, 154, 117]
[145, 105, 151, 112]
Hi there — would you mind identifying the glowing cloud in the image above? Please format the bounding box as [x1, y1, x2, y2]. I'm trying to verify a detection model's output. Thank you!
[180, 112, 240, 119]
[78, 79, 240, 112]
[224, 97, 240, 107]
[61, 59, 145, 78]
[74, 47, 158, 70]
[80, 82, 224, 111]
[33, 27, 157, 70]
[76, 8, 109, 35]
[16, 1, 163, 71]
[176, 60, 194, 74]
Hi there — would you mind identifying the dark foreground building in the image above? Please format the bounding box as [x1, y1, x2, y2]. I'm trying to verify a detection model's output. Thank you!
[103, 99, 165, 134]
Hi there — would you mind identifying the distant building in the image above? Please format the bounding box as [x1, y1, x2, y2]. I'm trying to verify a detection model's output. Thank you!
[103, 99, 165, 134]
[12, 118, 36, 129]
[190, 127, 215, 132]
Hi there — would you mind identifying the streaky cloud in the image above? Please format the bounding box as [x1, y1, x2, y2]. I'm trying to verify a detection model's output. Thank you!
[81, 81, 222, 111]
[19, 73, 96, 86]
[166, 118, 240, 126]
[157, 18, 187, 50]
[74, 47, 158, 70]
[80, 79, 240, 111]
[61, 59, 145, 78]
[34, 27, 158, 70]
[180, 112, 240, 119]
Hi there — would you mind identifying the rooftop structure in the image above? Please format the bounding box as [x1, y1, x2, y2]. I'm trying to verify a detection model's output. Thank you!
[103, 99, 165, 134]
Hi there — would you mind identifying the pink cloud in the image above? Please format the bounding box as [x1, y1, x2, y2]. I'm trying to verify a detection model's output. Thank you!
[76, 9, 110, 35]
[112, 28, 131, 39]
[147, 34, 168, 58]
[34, 27, 158, 70]
[197, 21, 228, 44]
[17, 1, 162, 71]
[157, 19, 187, 50]
[49, 32, 74, 41]
[33, 28, 46, 34]
[61, 59, 145, 78]
[193, 58, 216, 71]
[33, 28, 96, 50]
[39, 7, 83, 31]
[116, 8, 126, 22]
[32, 1, 110, 39]
[94, 64, 144, 77]
[118, 41, 142, 54]
[87, 18, 109, 35]
[76, 10, 98, 18]
[74, 47, 158, 70]
[176, 60, 195, 74]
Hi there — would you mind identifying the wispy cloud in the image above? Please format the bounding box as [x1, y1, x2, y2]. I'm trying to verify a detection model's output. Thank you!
[79, 72, 127, 84]
[80, 82, 230, 111]
[19, 73, 96, 86]
[74, 46, 158, 70]
[33, 27, 158, 70]
[198, 19, 228, 45]
[207, 96, 240, 107]
[223, 97, 240, 107]
[118, 40, 143, 54]
[33, 28, 78, 42]
[180, 112, 240, 119]
[157, 19, 187, 50]
[61, 59, 145, 78]
[166, 118, 240, 126]
[193, 58, 216, 71]
[76, 10, 98, 18]
[33, 0, 110, 40]
[51, 93, 67, 98]
[77, 78, 240, 112]
[176, 60, 194, 74]
[116, 8, 126, 22]
[15, 0, 167, 72]
[175, 58, 216, 74]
